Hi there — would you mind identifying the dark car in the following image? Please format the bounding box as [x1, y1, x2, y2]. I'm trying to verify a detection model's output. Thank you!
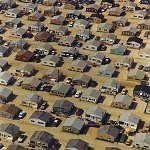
[87, 121, 100, 127]
[40, 101, 48, 110]
[138, 64, 144, 70]
[75, 108, 84, 116]
[52, 118, 62, 127]
[76, 42, 82, 47]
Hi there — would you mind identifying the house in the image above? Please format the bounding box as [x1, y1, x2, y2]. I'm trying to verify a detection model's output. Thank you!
[0, 123, 20, 141]
[66, 10, 82, 20]
[29, 111, 53, 127]
[64, 1, 79, 10]
[133, 133, 150, 149]
[0, 104, 21, 119]
[22, 3, 37, 13]
[43, 0, 58, 6]
[98, 65, 116, 78]
[122, 26, 138, 36]
[28, 22, 45, 32]
[145, 102, 150, 114]
[108, 7, 124, 16]
[21, 77, 41, 91]
[123, 2, 137, 12]
[72, 73, 92, 88]
[52, 99, 74, 116]
[22, 93, 44, 108]
[58, 36, 75, 47]
[101, 0, 115, 9]
[0, 45, 10, 57]
[137, 20, 150, 30]
[110, 44, 127, 55]
[85, 106, 107, 122]
[50, 15, 66, 25]
[0, 87, 13, 104]
[76, 29, 92, 41]
[87, 52, 105, 66]
[84, 39, 103, 51]
[74, 19, 89, 29]
[118, 112, 140, 131]
[86, 4, 101, 13]
[133, 85, 150, 101]
[5, 18, 21, 28]
[7, 145, 27, 150]
[81, 88, 101, 103]
[0, 72, 13, 85]
[111, 94, 133, 110]
[34, 32, 51, 42]
[5, 8, 21, 18]
[29, 131, 54, 149]
[132, 10, 147, 20]
[112, 17, 128, 27]
[68, 59, 88, 72]
[61, 47, 79, 59]
[65, 139, 89, 150]
[115, 56, 134, 69]
[100, 33, 117, 45]
[140, 0, 150, 4]
[42, 68, 63, 83]
[97, 23, 113, 33]
[10, 28, 27, 38]
[0, 58, 8, 71]
[50, 83, 71, 97]
[41, 55, 61, 67]
[126, 37, 143, 49]
[101, 79, 121, 95]
[44, 6, 59, 17]
[96, 125, 119, 143]
[0, 0, 16, 10]
[28, 12, 44, 21]
[127, 69, 146, 82]
[15, 51, 34, 62]
[138, 49, 150, 59]
[89, 13, 104, 23]
[143, 62, 150, 72]
[62, 117, 84, 134]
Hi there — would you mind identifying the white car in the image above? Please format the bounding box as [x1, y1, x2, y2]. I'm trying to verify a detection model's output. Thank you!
[75, 91, 82, 98]
[69, 22, 74, 27]
[18, 134, 26, 143]
[4, 41, 10, 46]
[18, 111, 26, 119]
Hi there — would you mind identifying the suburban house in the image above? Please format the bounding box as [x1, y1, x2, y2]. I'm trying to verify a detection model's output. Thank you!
[145, 102, 150, 114]
[29, 111, 53, 127]
[28, 12, 44, 21]
[111, 94, 133, 110]
[0, 123, 20, 141]
[89, 13, 104, 23]
[72, 73, 92, 88]
[21, 77, 42, 91]
[7, 145, 27, 150]
[87, 52, 106, 66]
[0, 104, 21, 119]
[50, 83, 71, 97]
[97, 23, 113, 33]
[16, 63, 35, 77]
[97, 65, 116, 78]
[112, 17, 128, 27]
[10, 27, 27, 38]
[122, 26, 138, 36]
[126, 37, 143, 49]
[52, 99, 74, 116]
[108, 7, 124, 16]
[101, 79, 121, 95]
[96, 125, 119, 143]
[68, 59, 88, 72]
[50, 16, 66, 25]
[42, 68, 63, 83]
[65, 139, 89, 150]
[5, 8, 21, 18]
[101, 0, 115, 8]
[100, 33, 117, 45]
[29, 131, 55, 149]
[43, 0, 58, 6]
[64, 1, 79, 10]
[28, 22, 45, 32]
[0, 87, 13, 104]
[76, 29, 92, 41]
[44, 6, 59, 17]
[34, 32, 51, 42]
[22, 3, 37, 13]
[5, 18, 22, 28]
[0, 0, 16, 9]
[137, 20, 150, 30]
[110, 43, 127, 55]
[81, 88, 101, 103]
[58, 36, 75, 47]
[132, 10, 147, 20]
[115, 56, 134, 69]
[0, 58, 8, 71]
[123, 2, 137, 12]
[85, 106, 107, 123]
[127, 69, 146, 82]
[138, 49, 150, 59]
[0, 46, 10, 57]
[62, 117, 84, 134]
[66, 10, 82, 20]
[74, 19, 89, 29]
[86, 4, 101, 13]
[133, 133, 150, 150]
[41, 55, 61, 67]
[15, 51, 34, 62]
[0, 72, 13, 85]
[118, 112, 140, 131]
[21, 93, 44, 108]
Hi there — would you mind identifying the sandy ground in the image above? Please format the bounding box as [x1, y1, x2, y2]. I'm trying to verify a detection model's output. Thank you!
[0, 0, 150, 150]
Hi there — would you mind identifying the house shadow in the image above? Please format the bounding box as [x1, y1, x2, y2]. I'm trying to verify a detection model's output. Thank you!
[81, 125, 89, 135]
[135, 31, 141, 37]
[0, 29, 7, 34]
[9, 94, 17, 102]
[101, 18, 107, 23]
[125, 49, 131, 55]
[103, 113, 111, 124]
[89, 147, 94, 150]
[131, 62, 137, 69]
[114, 39, 120, 44]
[85, 66, 91, 72]
[113, 71, 120, 78]
[59, 74, 66, 82]
[138, 120, 145, 130]
[126, 22, 131, 26]
[9, 78, 17, 85]
[4, 64, 12, 71]
[141, 43, 146, 49]
[27, 33, 34, 39]
[32, 69, 39, 76]
[130, 102, 137, 110]
[58, 61, 64, 67]
[121, 11, 126, 16]
[66, 31, 72, 36]
[99, 95, 105, 103]
[110, 28, 116, 33]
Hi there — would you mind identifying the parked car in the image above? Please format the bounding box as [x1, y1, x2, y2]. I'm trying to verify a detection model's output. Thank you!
[40, 101, 48, 110]
[87, 121, 100, 127]
[18, 111, 26, 119]
[4, 41, 10, 46]
[76, 42, 82, 47]
[74, 91, 82, 98]
[69, 22, 74, 27]
[66, 77, 72, 84]
[75, 108, 84, 116]
[121, 88, 127, 95]
[94, 36, 100, 41]
[138, 64, 144, 70]
[0, 143, 3, 149]
[125, 139, 132, 146]
[18, 134, 26, 143]
[52, 118, 62, 127]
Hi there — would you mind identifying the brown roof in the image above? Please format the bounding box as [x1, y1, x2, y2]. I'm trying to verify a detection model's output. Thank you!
[16, 51, 34, 60]
[35, 32, 51, 39]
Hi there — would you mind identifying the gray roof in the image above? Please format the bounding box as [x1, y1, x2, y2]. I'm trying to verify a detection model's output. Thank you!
[127, 69, 145, 79]
[30, 111, 52, 122]
[36, 43, 54, 51]
[111, 44, 127, 51]
[51, 15, 65, 21]
[124, 2, 137, 7]
[87, 4, 100, 10]
[85, 39, 101, 48]
[29, 12, 43, 18]
[88, 52, 105, 60]
[0, 58, 8, 68]
[5, 18, 21, 25]
[7, 145, 27, 150]
[0, 45, 9, 54]
[138, 49, 150, 56]
[118, 112, 140, 125]
[29, 21, 44, 29]
[43, 68, 62, 76]
[98, 65, 116, 74]
[74, 19, 89, 26]
[45, 6, 59, 12]
[113, 94, 133, 106]
[62, 47, 78, 55]
[6, 8, 20, 14]
[70, 59, 87, 69]
[109, 7, 123, 14]
[0, 72, 13, 83]
[59, 36, 75, 44]
[0, 87, 12, 99]
[10, 38, 27, 46]
[24, 3, 37, 9]
[97, 23, 113, 30]
[133, 10, 147, 17]
[16, 63, 35, 73]
[63, 117, 84, 131]
[113, 17, 128, 24]
[73, 73, 91, 84]
[101, 33, 117, 41]
[116, 56, 133, 67]
[12, 28, 26, 35]
[138, 20, 150, 26]
[123, 26, 138, 34]
[76, 29, 91, 37]
[68, 10, 81, 16]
